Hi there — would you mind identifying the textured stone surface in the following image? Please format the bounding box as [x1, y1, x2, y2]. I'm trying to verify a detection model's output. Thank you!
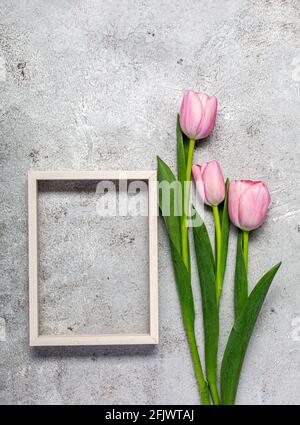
[0, 0, 299, 405]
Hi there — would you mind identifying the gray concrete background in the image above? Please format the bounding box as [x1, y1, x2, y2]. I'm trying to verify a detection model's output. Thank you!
[0, 0, 299, 405]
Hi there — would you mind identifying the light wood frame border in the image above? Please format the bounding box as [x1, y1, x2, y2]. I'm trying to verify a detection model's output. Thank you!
[28, 170, 158, 346]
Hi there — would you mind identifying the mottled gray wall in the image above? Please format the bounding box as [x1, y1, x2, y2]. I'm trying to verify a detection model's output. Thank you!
[0, 0, 299, 405]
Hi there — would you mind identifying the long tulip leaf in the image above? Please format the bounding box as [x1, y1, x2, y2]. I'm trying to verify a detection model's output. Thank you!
[193, 210, 219, 400]
[176, 115, 192, 271]
[170, 240, 195, 331]
[176, 113, 190, 165]
[221, 262, 281, 405]
[193, 208, 215, 273]
[234, 230, 248, 319]
[157, 156, 181, 254]
[220, 178, 230, 284]
[157, 156, 194, 331]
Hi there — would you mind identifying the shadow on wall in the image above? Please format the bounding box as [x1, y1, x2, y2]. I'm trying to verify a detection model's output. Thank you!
[30, 344, 158, 359]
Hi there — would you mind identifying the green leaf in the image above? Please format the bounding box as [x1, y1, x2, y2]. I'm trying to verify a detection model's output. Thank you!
[176, 114, 190, 165]
[157, 156, 194, 332]
[183, 135, 190, 165]
[193, 210, 219, 398]
[176, 116, 192, 271]
[193, 208, 215, 273]
[157, 156, 181, 254]
[170, 240, 195, 332]
[220, 178, 230, 284]
[234, 230, 248, 319]
[221, 262, 281, 405]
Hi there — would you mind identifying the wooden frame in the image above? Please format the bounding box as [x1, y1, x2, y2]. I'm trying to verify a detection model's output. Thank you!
[28, 170, 158, 346]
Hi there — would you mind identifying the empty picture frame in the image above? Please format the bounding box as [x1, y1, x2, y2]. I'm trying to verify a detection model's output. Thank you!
[28, 170, 158, 346]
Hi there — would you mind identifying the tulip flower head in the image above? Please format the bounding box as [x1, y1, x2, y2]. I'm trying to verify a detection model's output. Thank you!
[228, 180, 271, 231]
[179, 90, 218, 140]
[192, 160, 225, 206]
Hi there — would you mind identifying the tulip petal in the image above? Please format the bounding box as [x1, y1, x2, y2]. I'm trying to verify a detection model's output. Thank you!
[192, 163, 207, 204]
[196, 96, 218, 139]
[228, 180, 243, 228]
[197, 92, 209, 111]
[202, 160, 225, 206]
[238, 182, 270, 231]
[180, 90, 203, 140]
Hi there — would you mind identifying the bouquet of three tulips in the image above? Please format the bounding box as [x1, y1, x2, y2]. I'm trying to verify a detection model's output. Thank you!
[157, 90, 281, 405]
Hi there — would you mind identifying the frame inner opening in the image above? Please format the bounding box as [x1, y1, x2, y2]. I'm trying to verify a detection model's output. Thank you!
[37, 179, 150, 336]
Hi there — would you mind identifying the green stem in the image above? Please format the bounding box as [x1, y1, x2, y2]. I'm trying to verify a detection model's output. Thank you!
[243, 230, 249, 275]
[210, 205, 221, 405]
[209, 382, 220, 405]
[181, 138, 196, 269]
[212, 205, 222, 304]
[186, 330, 211, 405]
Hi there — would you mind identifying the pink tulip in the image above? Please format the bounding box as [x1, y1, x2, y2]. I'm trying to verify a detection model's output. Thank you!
[228, 180, 271, 231]
[179, 90, 218, 140]
[192, 160, 225, 206]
